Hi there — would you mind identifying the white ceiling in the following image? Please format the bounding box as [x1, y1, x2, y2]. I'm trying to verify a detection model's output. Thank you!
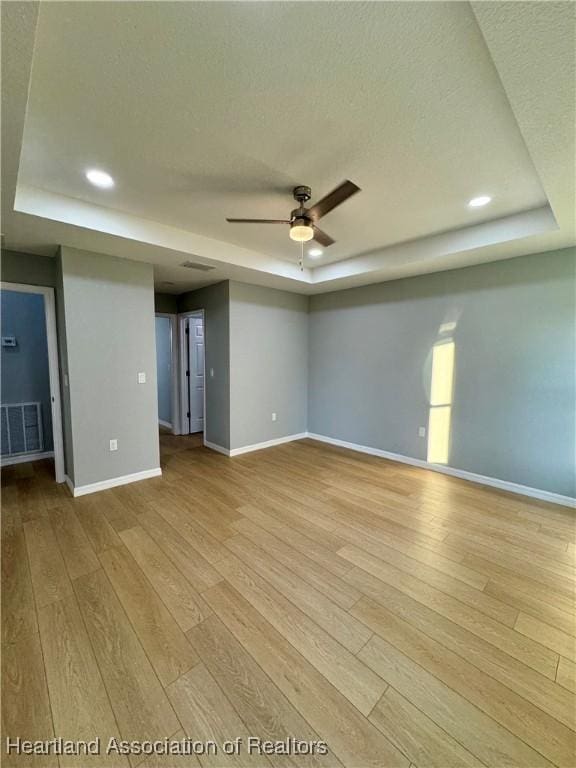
[2, 1, 574, 294]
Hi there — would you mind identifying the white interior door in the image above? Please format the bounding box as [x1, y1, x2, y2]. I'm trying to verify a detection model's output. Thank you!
[187, 316, 204, 433]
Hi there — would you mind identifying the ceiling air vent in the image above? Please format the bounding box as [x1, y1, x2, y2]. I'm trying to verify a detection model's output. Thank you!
[180, 260, 215, 272]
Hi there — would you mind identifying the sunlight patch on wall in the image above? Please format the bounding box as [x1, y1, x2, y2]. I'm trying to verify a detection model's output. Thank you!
[427, 340, 455, 464]
[427, 405, 452, 464]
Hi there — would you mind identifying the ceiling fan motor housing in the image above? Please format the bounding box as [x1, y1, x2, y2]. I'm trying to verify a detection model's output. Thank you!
[290, 209, 311, 223]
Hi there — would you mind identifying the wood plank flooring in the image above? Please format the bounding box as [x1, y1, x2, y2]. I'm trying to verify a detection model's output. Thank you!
[1, 434, 575, 767]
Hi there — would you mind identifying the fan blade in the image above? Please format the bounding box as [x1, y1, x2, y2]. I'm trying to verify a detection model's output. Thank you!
[313, 226, 335, 247]
[226, 218, 290, 224]
[306, 180, 361, 221]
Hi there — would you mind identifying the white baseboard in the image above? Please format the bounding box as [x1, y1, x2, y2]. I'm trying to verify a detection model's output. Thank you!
[1, 451, 54, 467]
[307, 433, 576, 509]
[229, 432, 309, 457]
[158, 419, 173, 430]
[204, 440, 231, 456]
[204, 433, 308, 458]
[65, 467, 162, 498]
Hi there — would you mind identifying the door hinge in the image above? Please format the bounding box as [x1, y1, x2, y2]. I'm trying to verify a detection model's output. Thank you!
[186, 370, 190, 377]
[185, 326, 189, 335]
[187, 411, 190, 418]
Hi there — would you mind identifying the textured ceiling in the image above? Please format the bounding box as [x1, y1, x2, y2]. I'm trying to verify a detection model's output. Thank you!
[2, 1, 574, 293]
[18, 1, 547, 265]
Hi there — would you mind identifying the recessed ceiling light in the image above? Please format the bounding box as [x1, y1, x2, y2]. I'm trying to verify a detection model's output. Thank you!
[85, 169, 115, 188]
[468, 195, 491, 208]
[308, 248, 323, 258]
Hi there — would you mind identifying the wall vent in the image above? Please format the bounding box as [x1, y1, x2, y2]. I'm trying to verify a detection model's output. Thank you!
[1, 402, 44, 456]
[180, 261, 215, 272]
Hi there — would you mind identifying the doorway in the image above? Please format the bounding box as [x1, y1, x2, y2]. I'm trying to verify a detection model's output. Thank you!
[155, 313, 177, 434]
[179, 311, 205, 436]
[0, 282, 65, 483]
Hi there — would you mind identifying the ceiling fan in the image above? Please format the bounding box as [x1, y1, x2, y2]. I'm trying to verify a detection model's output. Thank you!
[226, 179, 361, 247]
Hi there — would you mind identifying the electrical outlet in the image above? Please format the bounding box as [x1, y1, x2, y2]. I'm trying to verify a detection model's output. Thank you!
[138, 372, 146, 384]
[109, 439, 118, 451]
[210, 368, 215, 378]
[272, 412, 277, 422]
[418, 426, 426, 438]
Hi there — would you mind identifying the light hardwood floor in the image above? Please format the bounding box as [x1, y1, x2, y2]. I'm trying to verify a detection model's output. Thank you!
[2, 435, 575, 767]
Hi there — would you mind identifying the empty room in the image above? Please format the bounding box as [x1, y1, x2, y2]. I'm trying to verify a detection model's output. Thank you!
[1, 2, 575, 767]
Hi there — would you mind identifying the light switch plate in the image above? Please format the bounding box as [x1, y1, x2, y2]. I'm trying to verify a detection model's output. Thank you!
[109, 439, 118, 451]
[138, 372, 146, 384]
[272, 412, 277, 422]
[418, 426, 426, 437]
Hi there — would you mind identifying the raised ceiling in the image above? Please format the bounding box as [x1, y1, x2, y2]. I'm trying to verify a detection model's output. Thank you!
[2, 1, 574, 294]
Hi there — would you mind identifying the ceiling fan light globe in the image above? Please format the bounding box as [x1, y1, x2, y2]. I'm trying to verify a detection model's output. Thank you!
[289, 219, 314, 242]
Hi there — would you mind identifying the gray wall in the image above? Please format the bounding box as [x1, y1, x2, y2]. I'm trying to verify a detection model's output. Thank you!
[309, 247, 576, 497]
[1, 290, 53, 451]
[155, 315, 172, 425]
[179, 282, 230, 449]
[155, 293, 178, 314]
[5, 244, 570, 498]
[59, 247, 160, 487]
[229, 281, 308, 450]
[174, 280, 309, 451]
[1, 249, 56, 287]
